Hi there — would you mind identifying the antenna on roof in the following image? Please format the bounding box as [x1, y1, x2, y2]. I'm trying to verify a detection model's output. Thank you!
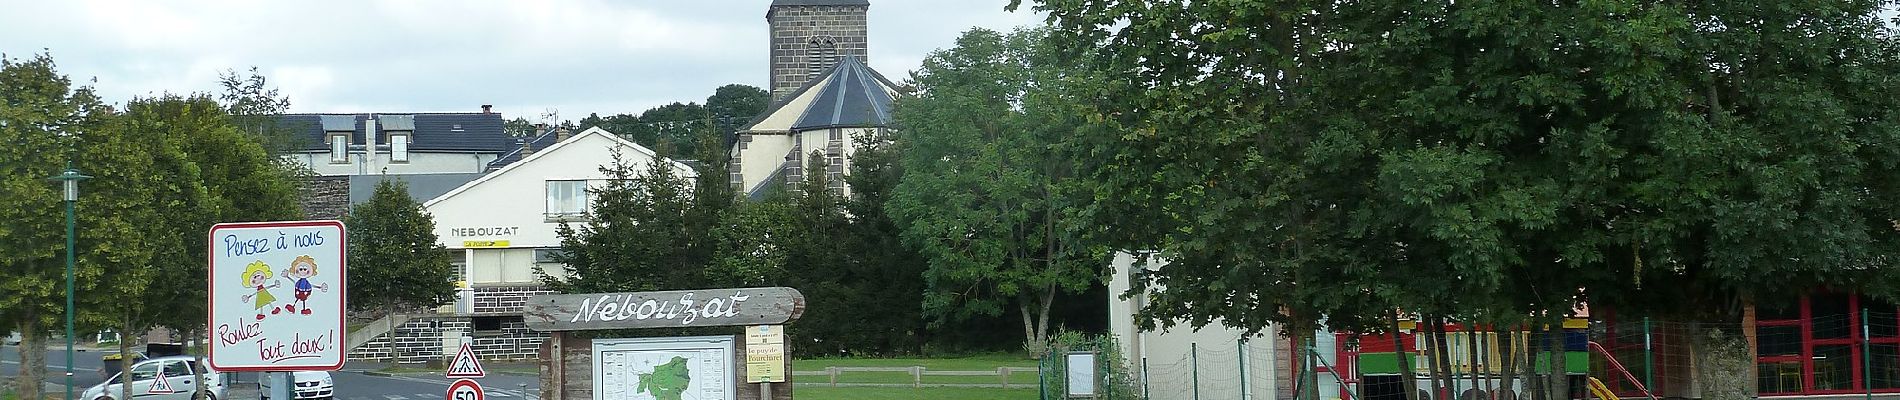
[540, 108, 560, 128]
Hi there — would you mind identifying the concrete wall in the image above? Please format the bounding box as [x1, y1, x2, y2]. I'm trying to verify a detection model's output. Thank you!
[290, 151, 498, 176]
[1109, 252, 1285, 400]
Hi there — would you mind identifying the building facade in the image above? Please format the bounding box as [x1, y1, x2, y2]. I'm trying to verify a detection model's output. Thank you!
[766, 0, 869, 99]
[730, 56, 897, 198]
[279, 111, 512, 176]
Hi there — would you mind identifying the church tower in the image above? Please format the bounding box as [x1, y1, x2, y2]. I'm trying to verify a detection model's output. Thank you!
[766, 0, 869, 100]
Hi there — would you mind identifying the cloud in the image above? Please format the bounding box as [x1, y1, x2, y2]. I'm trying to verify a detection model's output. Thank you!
[0, 0, 1040, 118]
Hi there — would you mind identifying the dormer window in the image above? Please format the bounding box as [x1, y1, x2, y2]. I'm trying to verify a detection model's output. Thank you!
[329, 134, 349, 163]
[390, 133, 410, 163]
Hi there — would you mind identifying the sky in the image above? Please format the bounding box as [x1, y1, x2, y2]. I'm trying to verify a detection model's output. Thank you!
[0, 0, 1045, 120]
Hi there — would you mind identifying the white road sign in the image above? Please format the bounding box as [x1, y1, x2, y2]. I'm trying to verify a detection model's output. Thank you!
[447, 342, 487, 378]
[207, 220, 347, 371]
[448, 379, 484, 400]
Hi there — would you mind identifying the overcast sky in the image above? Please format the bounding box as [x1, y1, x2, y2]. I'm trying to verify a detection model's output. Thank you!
[0, 1, 1045, 120]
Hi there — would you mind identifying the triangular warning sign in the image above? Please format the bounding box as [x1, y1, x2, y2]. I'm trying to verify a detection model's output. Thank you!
[446, 342, 486, 378]
[148, 368, 177, 394]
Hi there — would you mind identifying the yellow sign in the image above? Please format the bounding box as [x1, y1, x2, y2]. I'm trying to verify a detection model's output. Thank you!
[745, 325, 786, 383]
[462, 240, 510, 248]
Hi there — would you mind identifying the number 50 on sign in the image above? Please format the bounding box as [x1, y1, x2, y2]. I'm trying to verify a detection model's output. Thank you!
[447, 379, 483, 400]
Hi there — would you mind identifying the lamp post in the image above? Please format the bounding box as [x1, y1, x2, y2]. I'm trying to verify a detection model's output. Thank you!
[48, 164, 89, 400]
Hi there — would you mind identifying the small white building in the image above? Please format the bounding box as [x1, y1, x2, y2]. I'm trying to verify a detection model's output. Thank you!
[1110, 252, 1303, 400]
[346, 127, 694, 362]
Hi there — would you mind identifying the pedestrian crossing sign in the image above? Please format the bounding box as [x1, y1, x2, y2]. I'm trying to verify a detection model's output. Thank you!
[149, 368, 177, 394]
[447, 342, 486, 378]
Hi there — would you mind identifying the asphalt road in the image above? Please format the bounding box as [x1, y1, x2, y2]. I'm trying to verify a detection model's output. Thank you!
[2, 346, 540, 400]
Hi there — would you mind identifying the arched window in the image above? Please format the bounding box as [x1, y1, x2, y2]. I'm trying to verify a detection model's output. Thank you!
[807, 35, 839, 79]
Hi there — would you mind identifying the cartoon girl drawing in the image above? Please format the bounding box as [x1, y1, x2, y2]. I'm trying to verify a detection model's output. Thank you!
[280, 255, 329, 315]
[239, 260, 281, 320]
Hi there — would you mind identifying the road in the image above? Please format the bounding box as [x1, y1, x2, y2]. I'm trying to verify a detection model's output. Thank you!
[2, 346, 540, 400]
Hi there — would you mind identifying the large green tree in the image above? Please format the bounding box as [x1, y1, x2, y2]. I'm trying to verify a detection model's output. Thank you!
[0, 53, 114, 400]
[346, 179, 457, 314]
[1024, 0, 1900, 398]
[887, 27, 1107, 355]
[704, 84, 771, 137]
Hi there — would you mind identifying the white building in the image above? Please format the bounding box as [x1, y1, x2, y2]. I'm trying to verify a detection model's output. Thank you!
[1109, 252, 1306, 400]
[278, 111, 514, 176]
[729, 56, 899, 198]
[345, 127, 694, 362]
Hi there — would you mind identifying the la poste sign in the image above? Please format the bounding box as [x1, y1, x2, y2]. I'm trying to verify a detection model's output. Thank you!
[207, 220, 347, 371]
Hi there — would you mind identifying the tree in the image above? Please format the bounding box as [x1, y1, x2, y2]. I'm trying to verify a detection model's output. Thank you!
[218, 67, 306, 159]
[886, 27, 1107, 355]
[544, 151, 701, 293]
[704, 84, 770, 137]
[0, 53, 114, 400]
[1024, 1, 1900, 398]
[346, 179, 457, 314]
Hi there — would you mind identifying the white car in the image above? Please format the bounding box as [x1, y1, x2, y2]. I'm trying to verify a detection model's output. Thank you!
[83, 356, 226, 400]
[258, 371, 334, 400]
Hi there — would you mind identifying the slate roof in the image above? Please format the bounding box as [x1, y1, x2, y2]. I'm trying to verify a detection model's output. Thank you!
[278, 113, 510, 153]
[740, 56, 899, 134]
[486, 126, 563, 171]
[347, 173, 488, 204]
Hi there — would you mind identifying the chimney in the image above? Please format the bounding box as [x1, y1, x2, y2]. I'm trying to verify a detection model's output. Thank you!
[481, 104, 493, 114]
[518, 137, 534, 157]
[556, 127, 572, 142]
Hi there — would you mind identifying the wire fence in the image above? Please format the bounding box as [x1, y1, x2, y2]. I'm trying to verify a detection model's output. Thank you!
[1054, 299, 1900, 399]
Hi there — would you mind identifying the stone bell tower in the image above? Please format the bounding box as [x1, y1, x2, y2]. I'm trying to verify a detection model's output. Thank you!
[766, 0, 869, 100]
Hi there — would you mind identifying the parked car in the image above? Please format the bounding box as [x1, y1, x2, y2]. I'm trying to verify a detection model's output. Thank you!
[82, 356, 226, 400]
[259, 371, 334, 400]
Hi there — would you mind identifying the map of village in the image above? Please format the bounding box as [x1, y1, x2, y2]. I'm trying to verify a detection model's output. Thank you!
[635, 357, 691, 400]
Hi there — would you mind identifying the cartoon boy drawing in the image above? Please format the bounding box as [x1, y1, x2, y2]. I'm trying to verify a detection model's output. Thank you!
[280, 255, 329, 315]
[239, 261, 281, 320]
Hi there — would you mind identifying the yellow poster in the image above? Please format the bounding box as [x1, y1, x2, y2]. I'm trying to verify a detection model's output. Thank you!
[745, 325, 786, 383]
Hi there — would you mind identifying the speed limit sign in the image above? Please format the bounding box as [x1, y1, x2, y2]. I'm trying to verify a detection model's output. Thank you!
[447, 379, 484, 400]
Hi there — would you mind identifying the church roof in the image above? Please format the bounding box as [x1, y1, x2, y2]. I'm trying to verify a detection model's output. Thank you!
[740, 56, 899, 134]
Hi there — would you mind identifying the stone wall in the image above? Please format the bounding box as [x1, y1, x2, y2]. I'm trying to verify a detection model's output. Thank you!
[767, 4, 869, 99]
[298, 175, 350, 220]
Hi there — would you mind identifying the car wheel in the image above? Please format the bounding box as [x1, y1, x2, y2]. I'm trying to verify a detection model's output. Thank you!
[205, 393, 218, 400]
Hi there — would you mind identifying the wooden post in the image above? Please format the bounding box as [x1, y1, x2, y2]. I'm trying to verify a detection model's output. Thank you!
[1000, 366, 1011, 389]
[913, 366, 924, 388]
[550, 331, 565, 400]
[828, 366, 838, 387]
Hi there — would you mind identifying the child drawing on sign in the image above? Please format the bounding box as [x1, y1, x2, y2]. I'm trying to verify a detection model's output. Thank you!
[280, 255, 329, 315]
[239, 261, 282, 320]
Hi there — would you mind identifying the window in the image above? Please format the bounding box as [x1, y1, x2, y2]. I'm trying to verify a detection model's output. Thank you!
[1814, 345, 1854, 390]
[546, 180, 589, 218]
[329, 135, 348, 163]
[129, 362, 161, 382]
[1873, 344, 1900, 389]
[1760, 361, 1802, 394]
[163, 360, 191, 378]
[533, 248, 564, 263]
[390, 134, 410, 162]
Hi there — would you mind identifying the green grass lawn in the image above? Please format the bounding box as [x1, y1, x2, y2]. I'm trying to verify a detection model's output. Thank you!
[792, 353, 1038, 371]
[793, 386, 1035, 400]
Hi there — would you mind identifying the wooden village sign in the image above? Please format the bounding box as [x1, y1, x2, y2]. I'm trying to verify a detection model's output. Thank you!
[525, 287, 804, 400]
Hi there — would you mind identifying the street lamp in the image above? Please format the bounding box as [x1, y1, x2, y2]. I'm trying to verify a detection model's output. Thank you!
[47, 163, 88, 400]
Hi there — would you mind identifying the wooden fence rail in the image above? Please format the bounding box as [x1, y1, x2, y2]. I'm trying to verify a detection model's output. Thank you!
[789, 366, 1040, 388]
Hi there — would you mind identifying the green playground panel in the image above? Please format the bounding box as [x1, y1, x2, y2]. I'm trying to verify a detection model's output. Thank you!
[1357, 352, 1588, 375]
